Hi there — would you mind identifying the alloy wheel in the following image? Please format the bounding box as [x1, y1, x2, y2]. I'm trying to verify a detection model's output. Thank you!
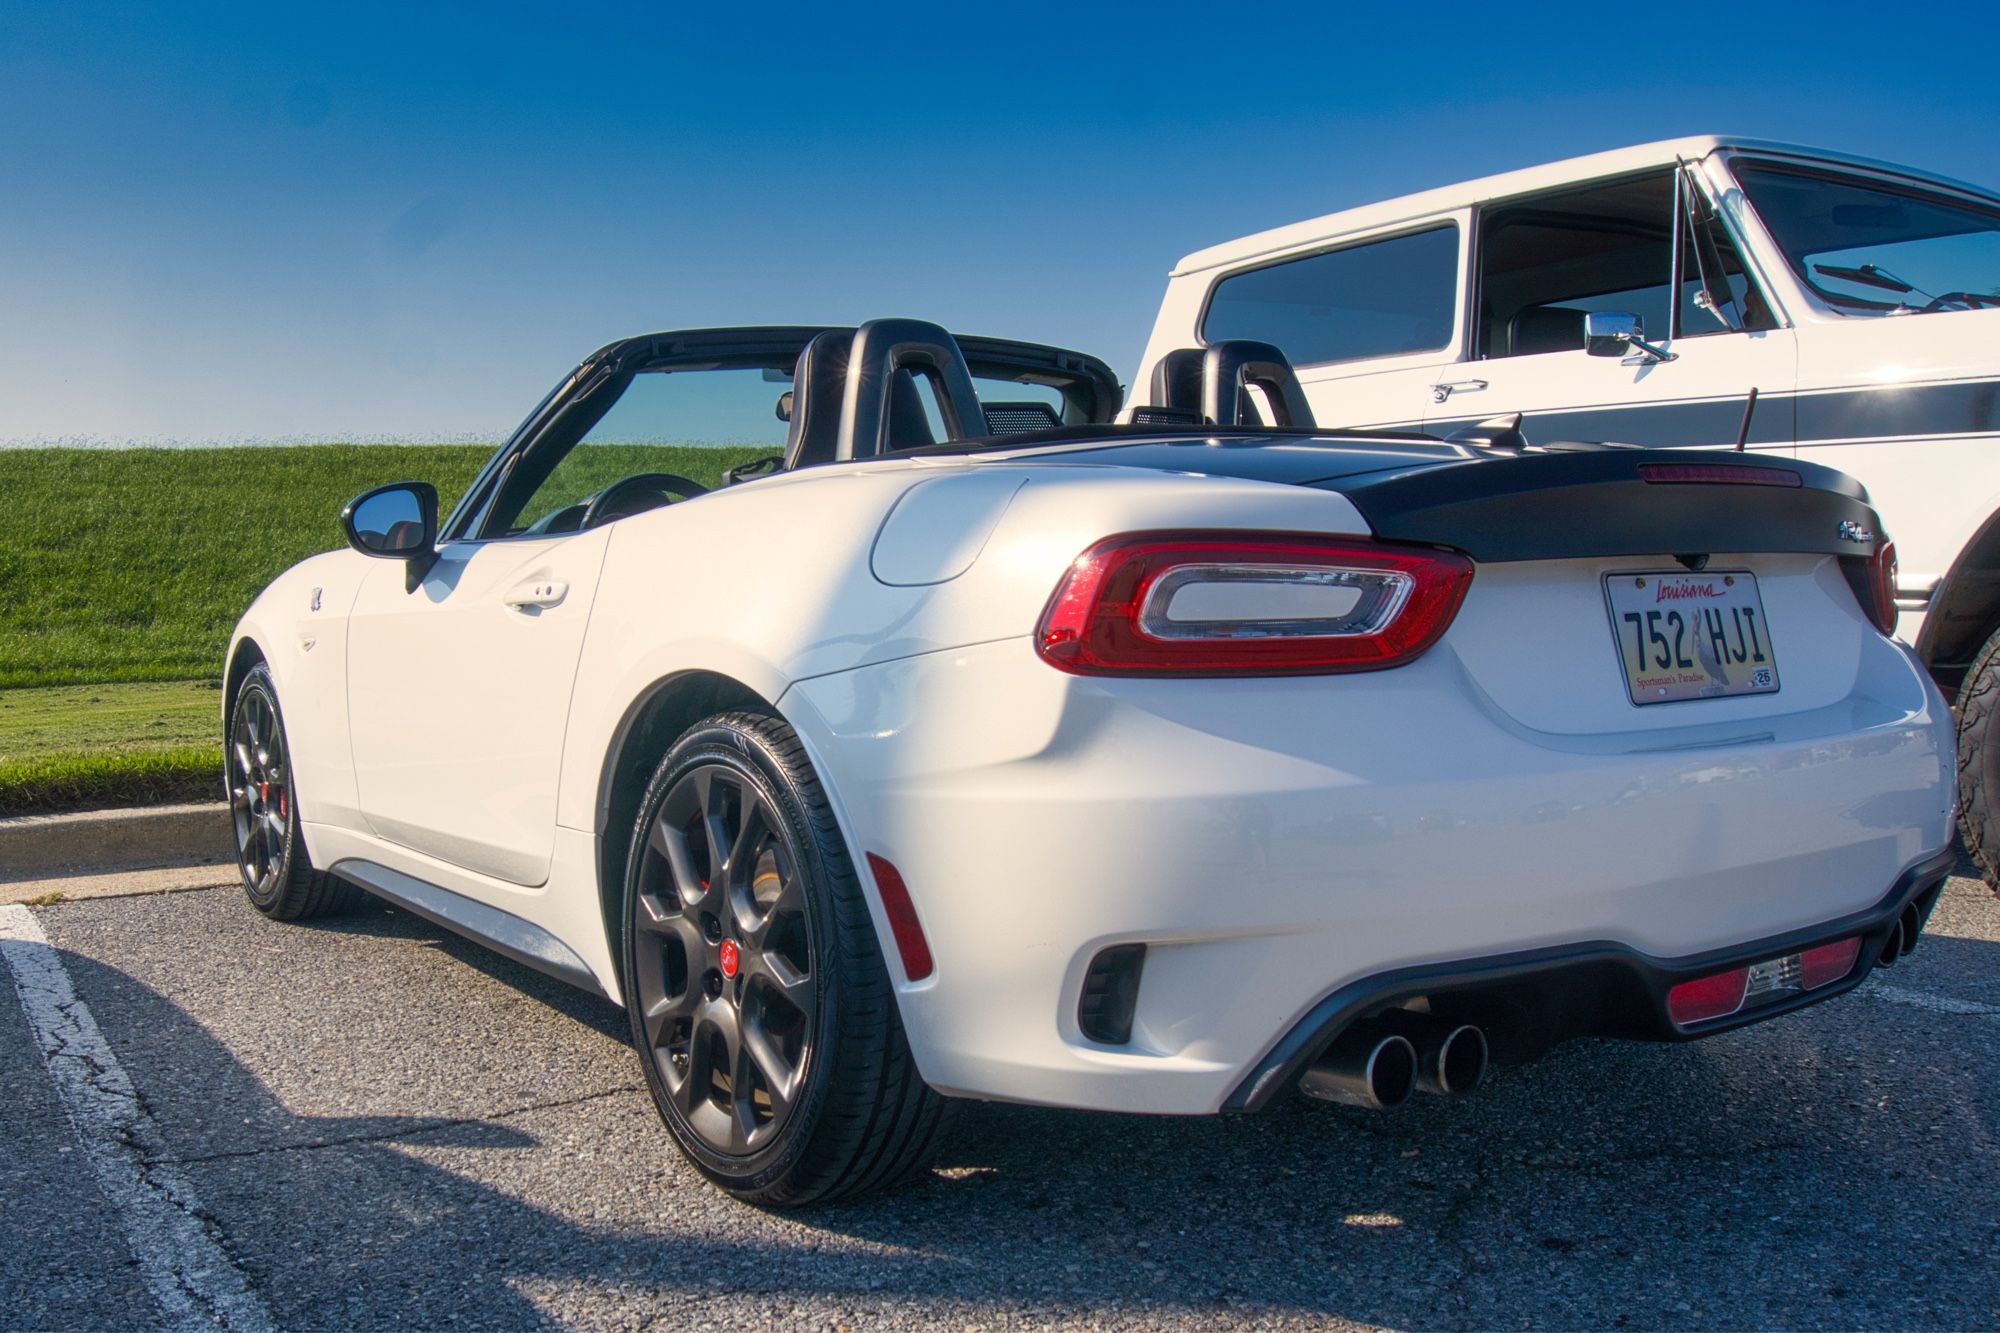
[631, 762, 817, 1157]
[229, 686, 290, 897]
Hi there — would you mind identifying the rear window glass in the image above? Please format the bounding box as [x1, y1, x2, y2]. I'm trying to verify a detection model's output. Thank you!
[1200, 224, 1460, 366]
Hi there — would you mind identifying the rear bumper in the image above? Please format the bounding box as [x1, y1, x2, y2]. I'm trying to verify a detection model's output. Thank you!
[783, 631, 1956, 1116]
[1226, 844, 1956, 1110]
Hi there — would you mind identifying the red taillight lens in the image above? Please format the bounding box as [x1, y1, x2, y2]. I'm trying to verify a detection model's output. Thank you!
[1865, 540, 1898, 637]
[1666, 967, 1749, 1026]
[1035, 532, 1474, 676]
[1797, 937, 1863, 990]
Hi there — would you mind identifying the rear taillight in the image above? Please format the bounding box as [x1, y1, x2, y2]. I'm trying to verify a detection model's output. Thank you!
[1035, 532, 1473, 676]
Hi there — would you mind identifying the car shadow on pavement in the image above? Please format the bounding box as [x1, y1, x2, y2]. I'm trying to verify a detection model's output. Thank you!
[32, 897, 2000, 1331]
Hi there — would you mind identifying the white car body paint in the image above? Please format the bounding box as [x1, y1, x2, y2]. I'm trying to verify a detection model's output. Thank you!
[228, 337, 1956, 1118]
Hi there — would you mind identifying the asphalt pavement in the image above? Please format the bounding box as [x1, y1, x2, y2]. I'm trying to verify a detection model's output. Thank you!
[3, 874, 1997, 1330]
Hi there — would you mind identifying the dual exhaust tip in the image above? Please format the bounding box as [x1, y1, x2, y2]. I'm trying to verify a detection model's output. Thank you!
[1876, 895, 1931, 968]
[1299, 1010, 1489, 1111]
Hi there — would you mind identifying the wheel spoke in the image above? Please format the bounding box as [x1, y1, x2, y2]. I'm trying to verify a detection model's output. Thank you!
[724, 795, 768, 880]
[232, 740, 254, 779]
[647, 817, 710, 909]
[741, 1016, 801, 1113]
[638, 984, 699, 1048]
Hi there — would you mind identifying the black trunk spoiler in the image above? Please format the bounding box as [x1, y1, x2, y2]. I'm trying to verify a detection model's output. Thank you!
[1321, 450, 1886, 564]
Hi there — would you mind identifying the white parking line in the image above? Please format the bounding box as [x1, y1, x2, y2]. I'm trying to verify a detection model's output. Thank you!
[1867, 979, 2000, 1018]
[0, 903, 273, 1333]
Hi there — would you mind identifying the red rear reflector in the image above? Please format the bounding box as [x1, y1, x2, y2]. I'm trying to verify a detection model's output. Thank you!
[1667, 967, 1749, 1026]
[1639, 463, 1801, 487]
[1865, 541, 1898, 637]
[1798, 937, 1863, 990]
[1036, 532, 1473, 676]
[865, 854, 934, 982]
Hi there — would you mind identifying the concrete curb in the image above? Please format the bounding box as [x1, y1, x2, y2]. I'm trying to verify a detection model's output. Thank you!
[0, 803, 232, 884]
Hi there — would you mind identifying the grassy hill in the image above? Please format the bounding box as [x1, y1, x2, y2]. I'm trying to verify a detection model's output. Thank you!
[0, 443, 763, 811]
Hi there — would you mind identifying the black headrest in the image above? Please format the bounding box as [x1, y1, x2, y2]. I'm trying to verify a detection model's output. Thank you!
[1509, 305, 1585, 357]
[783, 329, 854, 470]
[1150, 348, 1205, 417]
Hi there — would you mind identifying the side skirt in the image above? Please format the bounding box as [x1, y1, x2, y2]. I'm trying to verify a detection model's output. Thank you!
[330, 858, 607, 999]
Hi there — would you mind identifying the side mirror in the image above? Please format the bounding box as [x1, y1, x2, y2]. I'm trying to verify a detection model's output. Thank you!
[341, 481, 437, 558]
[1584, 311, 1676, 365]
[1585, 311, 1642, 357]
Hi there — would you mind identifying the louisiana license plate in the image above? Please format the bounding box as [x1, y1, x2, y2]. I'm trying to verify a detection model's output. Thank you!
[1603, 570, 1780, 705]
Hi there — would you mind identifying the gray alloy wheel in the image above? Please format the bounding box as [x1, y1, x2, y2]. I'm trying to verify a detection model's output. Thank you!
[631, 759, 819, 1157]
[227, 664, 358, 920]
[623, 709, 948, 1205]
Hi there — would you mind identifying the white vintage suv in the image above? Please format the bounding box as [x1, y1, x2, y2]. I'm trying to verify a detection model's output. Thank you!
[1139, 136, 2000, 880]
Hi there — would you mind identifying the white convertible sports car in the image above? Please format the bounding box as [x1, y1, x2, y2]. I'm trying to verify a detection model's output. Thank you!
[227, 319, 1955, 1205]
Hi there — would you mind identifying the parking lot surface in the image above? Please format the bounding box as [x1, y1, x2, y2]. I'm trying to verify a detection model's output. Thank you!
[3, 875, 1997, 1331]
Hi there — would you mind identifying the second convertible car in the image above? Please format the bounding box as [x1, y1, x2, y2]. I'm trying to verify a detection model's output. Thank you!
[227, 320, 1955, 1204]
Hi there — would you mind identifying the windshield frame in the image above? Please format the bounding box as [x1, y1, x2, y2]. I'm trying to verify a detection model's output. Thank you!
[1724, 154, 2000, 319]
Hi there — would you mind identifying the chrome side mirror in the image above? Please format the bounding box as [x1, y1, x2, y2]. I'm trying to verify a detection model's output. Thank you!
[1584, 311, 1676, 364]
[1585, 311, 1641, 356]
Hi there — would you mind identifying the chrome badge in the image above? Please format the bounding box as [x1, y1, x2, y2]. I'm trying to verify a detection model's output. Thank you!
[1838, 520, 1874, 544]
[310, 586, 323, 612]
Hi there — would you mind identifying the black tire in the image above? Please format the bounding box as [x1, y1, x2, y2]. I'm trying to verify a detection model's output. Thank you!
[621, 708, 947, 1206]
[227, 664, 361, 920]
[1956, 626, 2000, 894]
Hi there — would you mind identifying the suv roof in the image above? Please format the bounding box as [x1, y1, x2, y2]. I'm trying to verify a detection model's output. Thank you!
[1173, 136, 2000, 278]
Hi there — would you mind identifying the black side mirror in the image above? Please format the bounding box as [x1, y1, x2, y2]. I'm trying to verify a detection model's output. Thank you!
[341, 482, 440, 590]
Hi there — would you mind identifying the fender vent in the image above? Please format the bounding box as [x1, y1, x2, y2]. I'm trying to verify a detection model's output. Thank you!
[1078, 944, 1147, 1045]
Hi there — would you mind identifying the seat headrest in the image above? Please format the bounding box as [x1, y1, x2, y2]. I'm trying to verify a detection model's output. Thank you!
[1508, 305, 1585, 357]
[782, 329, 854, 470]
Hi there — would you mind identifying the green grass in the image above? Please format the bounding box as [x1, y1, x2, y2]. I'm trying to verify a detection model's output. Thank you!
[0, 442, 764, 811]
[0, 681, 223, 813]
[0, 443, 765, 687]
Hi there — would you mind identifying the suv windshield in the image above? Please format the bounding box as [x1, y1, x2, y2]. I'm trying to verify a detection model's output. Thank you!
[1735, 161, 2000, 315]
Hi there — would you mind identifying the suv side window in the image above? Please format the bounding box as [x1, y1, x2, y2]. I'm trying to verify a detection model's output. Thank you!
[1200, 224, 1459, 366]
[1477, 171, 1773, 360]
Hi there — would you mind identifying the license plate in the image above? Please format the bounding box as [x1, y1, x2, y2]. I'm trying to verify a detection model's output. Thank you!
[1603, 570, 1779, 705]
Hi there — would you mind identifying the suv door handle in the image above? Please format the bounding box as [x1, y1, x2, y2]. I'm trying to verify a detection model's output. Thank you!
[503, 579, 569, 610]
[1431, 380, 1488, 404]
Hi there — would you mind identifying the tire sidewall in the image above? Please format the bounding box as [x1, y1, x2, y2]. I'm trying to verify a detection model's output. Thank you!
[231, 665, 301, 910]
[622, 716, 847, 1193]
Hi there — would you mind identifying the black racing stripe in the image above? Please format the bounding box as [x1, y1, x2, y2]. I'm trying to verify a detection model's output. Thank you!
[1796, 377, 2000, 445]
[1426, 376, 2000, 450]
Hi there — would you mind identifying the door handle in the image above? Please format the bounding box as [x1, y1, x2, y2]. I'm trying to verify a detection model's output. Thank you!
[1431, 380, 1488, 404]
[503, 579, 569, 610]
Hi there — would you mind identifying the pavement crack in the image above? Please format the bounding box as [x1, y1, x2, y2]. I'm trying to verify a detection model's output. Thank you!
[149, 1083, 647, 1167]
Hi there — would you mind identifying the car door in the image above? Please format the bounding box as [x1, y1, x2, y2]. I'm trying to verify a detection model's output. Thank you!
[346, 526, 610, 887]
[1426, 167, 1798, 455]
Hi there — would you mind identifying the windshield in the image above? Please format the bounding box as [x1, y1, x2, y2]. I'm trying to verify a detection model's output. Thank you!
[1734, 161, 2000, 315]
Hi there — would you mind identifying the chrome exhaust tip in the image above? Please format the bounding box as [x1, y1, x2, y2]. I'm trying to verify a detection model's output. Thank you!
[1298, 1027, 1417, 1111]
[1420, 1022, 1489, 1097]
[1376, 1010, 1489, 1097]
[1878, 918, 1905, 967]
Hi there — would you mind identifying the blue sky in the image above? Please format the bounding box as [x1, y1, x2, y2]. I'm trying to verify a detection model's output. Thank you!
[2, 1, 1995, 444]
